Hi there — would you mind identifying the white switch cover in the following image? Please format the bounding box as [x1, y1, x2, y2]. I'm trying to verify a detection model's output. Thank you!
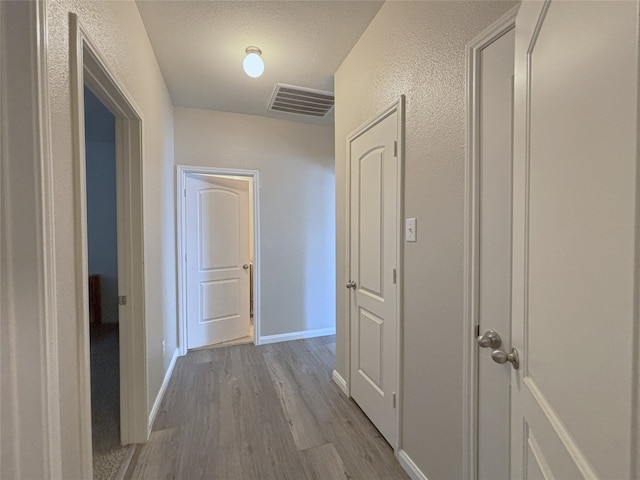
[405, 218, 417, 242]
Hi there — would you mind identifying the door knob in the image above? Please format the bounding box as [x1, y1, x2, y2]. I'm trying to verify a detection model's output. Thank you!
[346, 281, 356, 289]
[491, 347, 519, 370]
[242, 264, 249, 270]
[477, 330, 502, 349]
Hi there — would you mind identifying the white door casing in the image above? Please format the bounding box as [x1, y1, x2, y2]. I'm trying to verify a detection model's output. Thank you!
[511, 1, 639, 478]
[464, 8, 518, 479]
[70, 14, 149, 465]
[476, 26, 515, 480]
[185, 174, 251, 349]
[1, 2, 63, 477]
[348, 100, 403, 447]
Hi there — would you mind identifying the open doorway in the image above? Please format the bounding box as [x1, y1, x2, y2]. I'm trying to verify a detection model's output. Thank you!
[70, 15, 149, 478]
[84, 86, 128, 478]
[177, 166, 261, 354]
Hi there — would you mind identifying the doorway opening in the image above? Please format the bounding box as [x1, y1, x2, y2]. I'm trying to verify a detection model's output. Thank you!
[177, 166, 261, 354]
[84, 86, 128, 477]
[70, 14, 148, 478]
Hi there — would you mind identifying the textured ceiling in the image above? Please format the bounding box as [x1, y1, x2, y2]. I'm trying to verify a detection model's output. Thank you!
[136, 1, 384, 125]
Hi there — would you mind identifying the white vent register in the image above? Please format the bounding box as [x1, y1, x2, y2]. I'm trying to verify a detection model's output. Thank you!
[268, 83, 334, 118]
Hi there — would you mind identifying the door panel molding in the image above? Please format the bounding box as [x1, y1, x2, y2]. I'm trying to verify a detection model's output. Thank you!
[463, 6, 518, 480]
[520, 2, 552, 384]
[523, 378, 597, 477]
[197, 188, 241, 271]
[176, 165, 260, 353]
[343, 95, 404, 451]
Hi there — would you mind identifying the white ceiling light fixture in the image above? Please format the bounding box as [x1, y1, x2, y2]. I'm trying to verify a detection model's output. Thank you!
[243, 46, 264, 78]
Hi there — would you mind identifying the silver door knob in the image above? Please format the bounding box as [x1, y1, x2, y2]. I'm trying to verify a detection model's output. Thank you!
[477, 330, 502, 349]
[491, 347, 519, 370]
[242, 264, 249, 270]
[346, 281, 356, 289]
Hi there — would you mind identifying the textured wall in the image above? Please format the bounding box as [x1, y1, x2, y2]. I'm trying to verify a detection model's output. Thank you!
[334, 2, 516, 478]
[175, 108, 336, 338]
[46, 1, 175, 476]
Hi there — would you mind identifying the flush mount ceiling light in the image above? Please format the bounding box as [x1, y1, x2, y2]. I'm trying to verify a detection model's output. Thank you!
[243, 46, 264, 78]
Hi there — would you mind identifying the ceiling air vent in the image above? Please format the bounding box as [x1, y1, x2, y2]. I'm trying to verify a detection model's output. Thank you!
[268, 83, 334, 118]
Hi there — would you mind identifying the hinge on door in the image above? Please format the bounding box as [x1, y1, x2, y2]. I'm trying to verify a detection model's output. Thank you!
[392, 392, 397, 408]
[184, 188, 186, 197]
[119, 295, 127, 306]
[393, 268, 397, 285]
[394, 140, 398, 157]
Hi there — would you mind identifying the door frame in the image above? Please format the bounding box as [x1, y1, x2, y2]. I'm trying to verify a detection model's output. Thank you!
[344, 96, 405, 451]
[1, 1, 62, 476]
[70, 13, 149, 465]
[462, 6, 518, 480]
[176, 165, 261, 354]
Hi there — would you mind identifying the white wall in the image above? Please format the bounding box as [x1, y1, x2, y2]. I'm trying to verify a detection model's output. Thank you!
[45, 1, 176, 476]
[175, 108, 335, 340]
[334, 2, 515, 479]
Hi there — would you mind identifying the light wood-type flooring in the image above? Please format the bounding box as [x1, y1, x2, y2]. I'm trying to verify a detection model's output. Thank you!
[125, 335, 409, 479]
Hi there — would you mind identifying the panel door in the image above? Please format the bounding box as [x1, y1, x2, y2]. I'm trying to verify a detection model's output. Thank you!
[511, 1, 639, 478]
[477, 27, 515, 480]
[185, 174, 251, 349]
[349, 109, 398, 446]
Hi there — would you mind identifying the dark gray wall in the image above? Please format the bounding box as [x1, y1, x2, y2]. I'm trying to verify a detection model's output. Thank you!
[85, 86, 118, 323]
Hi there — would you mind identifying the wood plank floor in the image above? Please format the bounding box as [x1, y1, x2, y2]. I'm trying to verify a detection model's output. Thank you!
[125, 336, 409, 480]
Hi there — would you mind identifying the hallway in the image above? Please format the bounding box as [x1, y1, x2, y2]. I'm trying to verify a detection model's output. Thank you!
[125, 336, 408, 479]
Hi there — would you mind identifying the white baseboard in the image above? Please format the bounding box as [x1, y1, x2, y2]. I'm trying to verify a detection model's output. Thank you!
[258, 327, 336, 345]
[148, 347, 179, 434]
[398, 449, 429, 480]
[332, 370, 349, 396]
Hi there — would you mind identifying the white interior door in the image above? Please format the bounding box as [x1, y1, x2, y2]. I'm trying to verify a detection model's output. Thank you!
[476, 27, 514, 480]
[348, 108, 399, 447]
[511, 1, 639, 478]
[185, 174, 251, 349]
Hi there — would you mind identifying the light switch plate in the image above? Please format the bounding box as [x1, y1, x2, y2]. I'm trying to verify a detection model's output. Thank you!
[405, 218, 417, 242]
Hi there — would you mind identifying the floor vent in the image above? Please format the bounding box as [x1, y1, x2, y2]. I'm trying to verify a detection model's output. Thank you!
[268, 83, 334, 118]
